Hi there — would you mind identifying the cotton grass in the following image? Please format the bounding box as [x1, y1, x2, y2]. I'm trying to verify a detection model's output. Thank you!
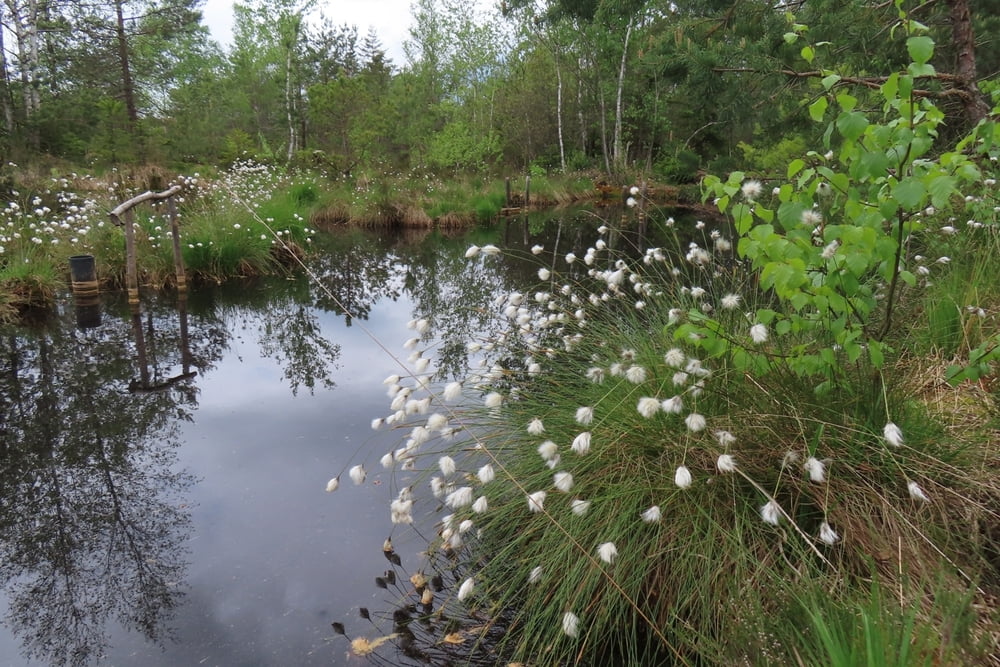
[349, 202, 1000, 665]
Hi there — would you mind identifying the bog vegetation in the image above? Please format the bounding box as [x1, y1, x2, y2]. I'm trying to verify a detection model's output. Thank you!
[1, 0, 998, 663]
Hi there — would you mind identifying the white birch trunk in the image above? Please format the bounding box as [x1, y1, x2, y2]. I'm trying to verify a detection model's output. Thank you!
[556, 59, 565, 173]
[612, 19, 633, 167]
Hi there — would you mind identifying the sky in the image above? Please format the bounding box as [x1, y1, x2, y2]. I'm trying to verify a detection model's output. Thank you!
[201, 0, 497, 66]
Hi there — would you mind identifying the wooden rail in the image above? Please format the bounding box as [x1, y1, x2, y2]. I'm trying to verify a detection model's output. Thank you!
[109, 185, 185, 308]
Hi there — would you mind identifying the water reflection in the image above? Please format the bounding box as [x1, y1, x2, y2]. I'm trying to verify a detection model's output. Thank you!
[0, 295, 208, 666]
[0, 206, 686, 665]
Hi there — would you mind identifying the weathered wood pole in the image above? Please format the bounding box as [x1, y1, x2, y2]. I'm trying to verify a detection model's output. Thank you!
[167, 197, 186, 292]
[123, 209, 139, 309]
[524, 175, 531, 211]
[109, 184, 184, 310]
[505, 177, 512, 208]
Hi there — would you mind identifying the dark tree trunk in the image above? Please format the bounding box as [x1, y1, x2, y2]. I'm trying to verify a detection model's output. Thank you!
[114, 0, 139, 127]
[947, 0, 990, 125]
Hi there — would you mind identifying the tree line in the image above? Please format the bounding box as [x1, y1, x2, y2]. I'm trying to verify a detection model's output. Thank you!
[0, 0, 996, 179]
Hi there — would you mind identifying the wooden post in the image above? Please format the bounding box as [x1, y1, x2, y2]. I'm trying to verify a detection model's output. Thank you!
[505, 177, 512, 208]
[124, 209, 139, 309]
[109, 184, 183, 310]
[524, 175, 531, 211]
[168, 197, 186, 292]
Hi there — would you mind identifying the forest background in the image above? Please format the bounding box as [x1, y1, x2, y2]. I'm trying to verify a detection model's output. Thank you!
[1, 0, 995, 182]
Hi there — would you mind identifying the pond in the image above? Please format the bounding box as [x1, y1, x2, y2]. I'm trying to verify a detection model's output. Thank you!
[0, 206, 695, 666]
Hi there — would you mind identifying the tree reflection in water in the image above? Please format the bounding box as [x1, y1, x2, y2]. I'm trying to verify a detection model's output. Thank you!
[0, 294, 219, 666]
[0, 207, 642, 666]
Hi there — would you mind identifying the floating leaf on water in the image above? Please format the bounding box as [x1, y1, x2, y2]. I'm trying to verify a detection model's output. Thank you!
[350, 634, 398, 656]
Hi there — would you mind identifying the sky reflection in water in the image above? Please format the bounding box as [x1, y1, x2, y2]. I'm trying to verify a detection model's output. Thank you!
[0, 218, 578, 666]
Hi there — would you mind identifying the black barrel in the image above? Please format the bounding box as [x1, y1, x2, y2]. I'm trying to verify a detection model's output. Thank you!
[69, 254, 98, 296]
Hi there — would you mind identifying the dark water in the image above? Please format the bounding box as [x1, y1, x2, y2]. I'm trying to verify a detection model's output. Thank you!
[0, 207, 697, 666]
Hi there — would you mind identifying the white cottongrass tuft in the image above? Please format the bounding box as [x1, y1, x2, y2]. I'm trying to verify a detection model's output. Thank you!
[907, 480, 930, 502]
[804, 457, 826, 483]
[472, 496, 488, 513]
[714, 430, 736, 447]
[464, 245, 480, 258]
[661, 396, 683, 414]
[349, 465, 366, 485]
[684, 413, 707, 432]
[760, 499, 781, 525]
[446, 486, 474, 508]
[527, 490, 547, 512]
[884, 422, 904, 448]
[674, 465, 693, 489]
[538, 440, 559, 461]
[597, 541, 618, 564]
[586, 367, 606, 383]
[481, 244, 501, 255]
[571, 432, 592, 455]
[477, 464, 495, 484]
[741, 179, 762, 201]
[750, 323, 769, 344]
[553, 472, 574, 492]
[443, 381, 462, 401]
[527, 417, 545, 435]
[641, 505, 662, 523]
[716, 454, 737, 473]
[721, 293, 741, 310]
[528, 566, 543, 584]
[562, 611, 580, 638]
[664, 348, 686, 368]
[538, 267, 551, 280]
[575, 406, 594, 425]
[325, 477, 340, 493]
[484, 392, 503, 408]
[457, 578, 475, 601]
[571, 498, 591, 515]
[637, 397, 661, 418]
[438, 456, 457, 477]
[625, 365, 647, 384]
[380, 452, 394, 469]
[819, 521, 840, 545]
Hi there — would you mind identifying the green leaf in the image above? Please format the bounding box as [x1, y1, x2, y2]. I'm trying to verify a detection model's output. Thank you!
[868, 341, 885, 368]
[783, 32, 798, 44]
[788, 159, 806, 179]
[836, 112, 868, 142]
[881, 73, 899, 104]
[822, 74, 841, 91]
[906, 35, 934, 65]
[892, 179, 926, 209]
[732, 202, 753, 235]
[801, 45, 815, 64]
[908, 62, 936, 78]
[927, 174, 956, 208]
[835, 92, 857, 111]
[809, 96, 828, 122]
[899, 269, 916, 287]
